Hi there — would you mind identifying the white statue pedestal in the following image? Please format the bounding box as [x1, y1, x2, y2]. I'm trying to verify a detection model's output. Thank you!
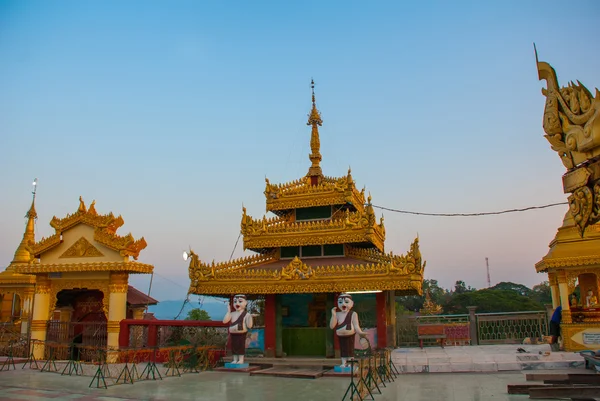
[333, 365, 355, 373]
[224, 362, 250, 369]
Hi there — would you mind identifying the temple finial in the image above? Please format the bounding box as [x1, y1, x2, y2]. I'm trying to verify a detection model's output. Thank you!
[11, 179, 38, 264]
[78, 196, 87, 213]
[307, 79, 323, 178]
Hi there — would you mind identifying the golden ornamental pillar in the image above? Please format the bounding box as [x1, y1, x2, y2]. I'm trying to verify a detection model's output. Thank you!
[548, 272, 560, 309]
[31, 276, 51, 359]
[131, 307, 145, 320]
[107, 272, 128, 361]
[20, 287, 35, 337]
[557, 271, 572, 324]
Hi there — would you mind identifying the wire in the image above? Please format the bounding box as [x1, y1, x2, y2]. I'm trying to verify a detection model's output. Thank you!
[229, 232, 242, 261]
[370, 201, 568, 217]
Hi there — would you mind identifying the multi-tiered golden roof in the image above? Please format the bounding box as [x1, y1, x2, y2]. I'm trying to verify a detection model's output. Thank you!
[188, 81, 425, 295]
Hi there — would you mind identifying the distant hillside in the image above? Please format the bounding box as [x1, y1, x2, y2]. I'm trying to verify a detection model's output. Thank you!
[148, 299, 227, 321]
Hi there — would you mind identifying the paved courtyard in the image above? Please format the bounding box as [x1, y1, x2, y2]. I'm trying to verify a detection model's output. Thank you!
[0, 366, 580, 401]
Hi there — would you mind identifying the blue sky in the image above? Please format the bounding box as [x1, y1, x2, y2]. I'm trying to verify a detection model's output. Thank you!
[1, 0, 599, 301]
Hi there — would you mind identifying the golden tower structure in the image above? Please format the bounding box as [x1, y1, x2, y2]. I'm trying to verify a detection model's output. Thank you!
[535, 53, 600, 351]
[0, 194, 38, 337]
[188, 81, 425, 357]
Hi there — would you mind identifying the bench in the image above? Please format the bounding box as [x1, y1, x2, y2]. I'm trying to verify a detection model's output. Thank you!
[580, 350, 600, 372]
[417, 324, 446, 349]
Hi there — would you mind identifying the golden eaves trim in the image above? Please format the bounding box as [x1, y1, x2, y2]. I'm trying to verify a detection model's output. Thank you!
[535, 255, 600, 272]
[14, 261, 154, 274]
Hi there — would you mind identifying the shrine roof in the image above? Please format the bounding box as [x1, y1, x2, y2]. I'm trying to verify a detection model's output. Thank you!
[14, 261, 154, 275]
[127, 285, 158, 306]
[186, 238, 424, 295]
[536, 211, 600, 272]
[264, 171, 367, 214]
[28, 197, 148, 260]
[241, 201, 385, 252]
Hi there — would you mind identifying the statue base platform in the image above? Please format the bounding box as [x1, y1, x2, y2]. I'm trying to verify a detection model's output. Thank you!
[224, 362, 250, 369]
[333, 365, 355, 373]
[215, 365, 261, 373]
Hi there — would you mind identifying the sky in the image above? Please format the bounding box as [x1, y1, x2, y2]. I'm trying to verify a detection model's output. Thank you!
[1, 0, 599, 301]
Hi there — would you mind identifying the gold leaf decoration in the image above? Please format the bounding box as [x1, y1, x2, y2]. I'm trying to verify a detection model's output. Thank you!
[59, 237, 104, 258]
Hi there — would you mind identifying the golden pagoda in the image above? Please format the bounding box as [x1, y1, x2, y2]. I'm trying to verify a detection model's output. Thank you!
[535, 53, 600, 351]
[188, 81, 425, 357]
[10, 196, 154, 358]
[0, 192, 37, 337]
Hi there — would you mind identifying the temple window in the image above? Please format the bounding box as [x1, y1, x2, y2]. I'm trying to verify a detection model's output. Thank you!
[295, 206, 332, 221]
[280, 244, 345, 259]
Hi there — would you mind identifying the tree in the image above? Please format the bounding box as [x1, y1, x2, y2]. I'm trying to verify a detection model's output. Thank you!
[185, 308, 211, 321]
[490, 282, 532, 297]
[531, 281, 552, 305]
[444, 289, 544, 314]
[454, 280, 475, 294]
[396, 279, 449, 313]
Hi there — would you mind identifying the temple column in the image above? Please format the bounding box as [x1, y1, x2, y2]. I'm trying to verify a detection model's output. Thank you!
[548, 272, 560, 309]
[376, 292, 388, 348]
[557, 271, 572, 324]
[107, 273, 128, 361]
[386, 290, 397, 348]
[264, 294, 276, 358]
[30, 276, 51, 359]
[20, 288, 35, 337]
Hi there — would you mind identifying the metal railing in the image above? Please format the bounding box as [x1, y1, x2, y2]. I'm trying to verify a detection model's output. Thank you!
[476, 311, 548, 344]
[396, 310, 548, 347]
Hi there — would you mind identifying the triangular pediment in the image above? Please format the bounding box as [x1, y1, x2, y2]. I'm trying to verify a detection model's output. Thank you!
[59, 236, 104, 259]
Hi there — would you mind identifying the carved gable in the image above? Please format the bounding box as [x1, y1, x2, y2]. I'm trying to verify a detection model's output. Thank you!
[59, 237, 104, 258]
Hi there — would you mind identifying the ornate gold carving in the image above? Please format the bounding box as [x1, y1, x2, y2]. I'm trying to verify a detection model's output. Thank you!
[189, 278, 422, 296]
[109, 272, 128, 293]
[29, 198, 148, 260]
[48, 279, 110, 317]
[420, 289, 443, 315]
[536, 255, 600, 272]
[537, 55, 600, 234]
[14, 261, 153, 274]
[279, 257, 314, 280]
[59, 237, 104, 258]
[35, 276, 51, 294]
[242, 206, 385, 251]
[264, 173, 366, 214]
[28, 234, 61, 257]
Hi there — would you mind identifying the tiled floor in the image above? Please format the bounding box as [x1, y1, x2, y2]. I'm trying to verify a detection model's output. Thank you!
[392, 344, 585, 373]
[0, 366, 578, 401]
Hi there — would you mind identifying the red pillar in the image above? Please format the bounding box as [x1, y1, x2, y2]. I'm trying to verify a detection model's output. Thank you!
[264, 294, 276, 357]
[376, 292, 388, 349]
[119, 320, 131, 347]
[147, 323, 158, 347]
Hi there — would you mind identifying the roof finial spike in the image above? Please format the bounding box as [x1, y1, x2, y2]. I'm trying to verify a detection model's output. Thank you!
[307, 79, 323, 179]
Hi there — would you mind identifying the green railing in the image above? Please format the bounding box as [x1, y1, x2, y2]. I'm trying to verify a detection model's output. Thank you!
[396, 310, 548, 347]
[476, 311, 548, 344]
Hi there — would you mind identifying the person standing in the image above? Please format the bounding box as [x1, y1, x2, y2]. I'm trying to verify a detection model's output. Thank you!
[549, 305, 562, 351]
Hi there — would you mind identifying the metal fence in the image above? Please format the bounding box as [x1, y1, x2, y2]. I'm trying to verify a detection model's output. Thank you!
[396, 310, 549, 347]
[476, 311, 548, 344]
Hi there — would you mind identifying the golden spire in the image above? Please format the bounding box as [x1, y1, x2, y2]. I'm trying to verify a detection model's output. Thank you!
[307, 79, 323, 178]
[11, 180, 38, 265]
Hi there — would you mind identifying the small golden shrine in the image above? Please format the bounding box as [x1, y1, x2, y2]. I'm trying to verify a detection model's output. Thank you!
[188, 81, 424, 356]
[536, 53, 600, 351]
[420, 289, 443, 315]
[8, 196, 154, 357]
